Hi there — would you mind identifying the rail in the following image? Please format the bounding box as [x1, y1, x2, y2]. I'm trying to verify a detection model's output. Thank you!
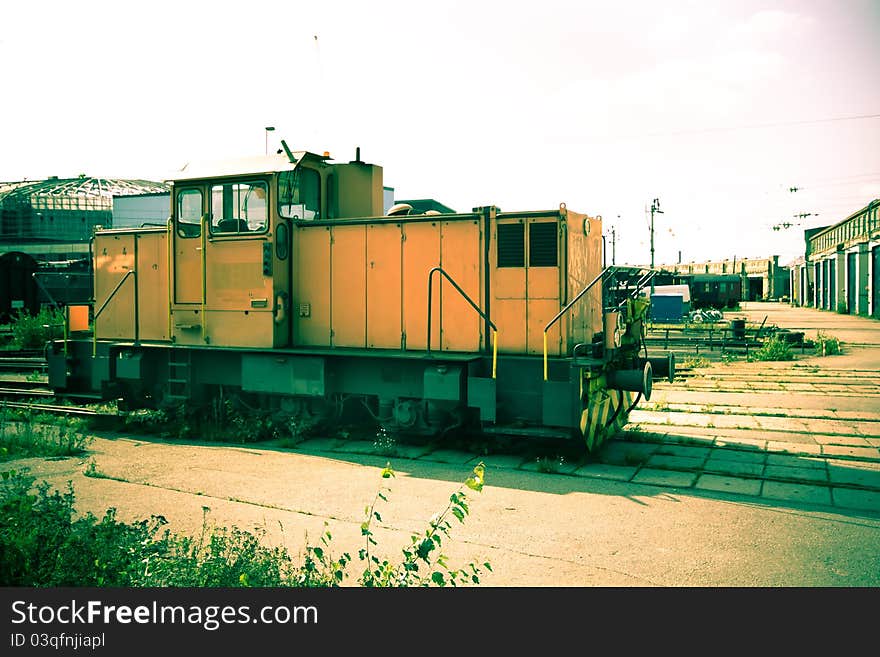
[92, 269, 136, 357]
[426, 266, 498, 379]
[609, 269, 657, 313]
[542, 266, 657, 380]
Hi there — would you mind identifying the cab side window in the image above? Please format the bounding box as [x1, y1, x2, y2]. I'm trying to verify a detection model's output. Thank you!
[176, 188, 203, 238]
[210, 181, 268, 235]
[278, 168, 321, 220]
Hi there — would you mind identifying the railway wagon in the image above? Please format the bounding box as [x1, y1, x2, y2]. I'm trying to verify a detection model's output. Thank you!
[0, 251, 39, 322]
[689, 274, 742, 309]
[47, 145, 667, 450]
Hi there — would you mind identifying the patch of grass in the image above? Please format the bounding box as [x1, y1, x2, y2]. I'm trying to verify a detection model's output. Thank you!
[0, 463, 491, 588]
[813, 331, 841, 356]
[750, 335, 793, 361]
[82, 458, 120, 481]
[535, 455, 566, 474]
[680, 355, 710, 369]
[0, 411, 91, 462]
[9, 308, 65, 349]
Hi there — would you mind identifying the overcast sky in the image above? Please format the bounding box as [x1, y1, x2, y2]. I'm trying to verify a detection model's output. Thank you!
[2, 0, 878, 266]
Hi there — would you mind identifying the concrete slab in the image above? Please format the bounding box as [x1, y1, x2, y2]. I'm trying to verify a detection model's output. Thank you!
[703, 460, 765, 477]
[649, 444, 712, 459]
[631, 468, 697, 488]
[821, 445, 880, 460]
[695, 474, 763, 497]
[827, 464, 880, 490]
[765, 441, 823, 456]
[762, 481, 833, 507]
[766, 454, 826, 468]
[573, 463, 638, 482]
[598, 441, 658, 466]
[764, 465, 829, 484]
[466, 453, 529, 471]
[830, 488, 880, 513]
[809, 434, 874, 447]
[419, 449, 477, 465]
[296, 437, 352, 453]
[520, 457, 580, 475]
[715, 438, 768, 451]
[645, 454, 705, 471]
[707, 448, 766, 464]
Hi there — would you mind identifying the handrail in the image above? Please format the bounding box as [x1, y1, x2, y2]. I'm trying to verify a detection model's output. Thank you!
[200, 214, 208, 344]
[610, 269, 657, 313]
[31, 272, 61, 310]
[167, 217, 173, 341]
[426, 266, 498, 379]
[93, 269, 136, 356]
[542, 267, 617, 380]
[542, 266, 659, 380]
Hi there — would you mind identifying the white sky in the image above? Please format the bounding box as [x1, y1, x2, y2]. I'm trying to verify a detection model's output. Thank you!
[2, 0, 878, 267]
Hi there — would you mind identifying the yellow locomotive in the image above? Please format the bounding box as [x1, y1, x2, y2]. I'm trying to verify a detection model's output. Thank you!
[48, 144, 668, 451]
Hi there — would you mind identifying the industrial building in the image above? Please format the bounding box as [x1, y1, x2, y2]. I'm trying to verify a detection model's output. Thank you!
[792, 199, 880, 318]
[653, 256, 789, 302]
[0, 176, 169, 261]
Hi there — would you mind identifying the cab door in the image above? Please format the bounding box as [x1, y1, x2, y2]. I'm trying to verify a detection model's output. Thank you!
[173, 186, 205, 304]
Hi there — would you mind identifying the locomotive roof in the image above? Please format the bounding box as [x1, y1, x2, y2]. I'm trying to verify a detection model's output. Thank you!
[169, 151, 315, 183]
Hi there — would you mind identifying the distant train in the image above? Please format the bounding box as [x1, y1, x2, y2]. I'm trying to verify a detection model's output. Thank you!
[653, 272, 742, 310]
[47, 144, 674, 451]
[0, 251, 92, 323]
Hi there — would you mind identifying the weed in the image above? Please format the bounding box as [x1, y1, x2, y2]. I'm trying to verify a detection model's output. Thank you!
[751, 335, 794, 361]
[0, 462, 490, 588]
[0, 410, 91, 462]
[10, 308, 65, 350]
[372, 427, 399, 457]
[813, 331, 841, 356]
[681, 355, 710, 369]
[83, 459, 108, 479]
[535, 455, 566, 474]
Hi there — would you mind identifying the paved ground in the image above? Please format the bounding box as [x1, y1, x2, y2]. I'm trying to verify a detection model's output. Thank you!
[4, 302, 879, 586]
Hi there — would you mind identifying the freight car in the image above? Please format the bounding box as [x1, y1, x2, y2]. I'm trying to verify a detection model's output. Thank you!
[0, 252, 93, 324]
[34, 257, 93, 309]
[47, 145, 670, 451]
[0, 251, 39, 322]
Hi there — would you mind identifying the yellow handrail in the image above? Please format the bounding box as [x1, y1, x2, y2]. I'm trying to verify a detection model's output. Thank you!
[426, 266, 498, 379]
[200, 214, 207, 344]
[167, 218, 173, 341]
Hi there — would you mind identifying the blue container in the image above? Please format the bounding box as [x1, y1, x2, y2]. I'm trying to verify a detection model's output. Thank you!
[650, 294, 684, 322]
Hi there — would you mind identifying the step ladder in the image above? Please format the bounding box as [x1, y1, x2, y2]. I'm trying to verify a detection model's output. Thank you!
[165, 349, 192, 404]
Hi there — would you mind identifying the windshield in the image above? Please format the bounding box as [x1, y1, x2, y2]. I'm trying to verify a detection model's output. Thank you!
[278, 168, 321, 220]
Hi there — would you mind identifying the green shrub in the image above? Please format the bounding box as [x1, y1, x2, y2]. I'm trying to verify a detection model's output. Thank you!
[0, 410, 91, 462]
[0, 462, 490, 587]
[813, 331, 841, 356]
[751, 334, 793, 361]
[10, 307, 64, 349]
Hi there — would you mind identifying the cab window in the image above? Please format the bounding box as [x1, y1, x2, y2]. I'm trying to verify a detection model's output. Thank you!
[176, 188, 203, 238]
[279, 168, 321, 220]
[210, 181, 268, 235]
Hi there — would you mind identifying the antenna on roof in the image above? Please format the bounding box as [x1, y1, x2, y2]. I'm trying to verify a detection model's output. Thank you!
[280, 140, 297, 164]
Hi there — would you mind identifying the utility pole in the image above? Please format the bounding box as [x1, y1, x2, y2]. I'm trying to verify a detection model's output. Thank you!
[650, 198, 663, 294]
